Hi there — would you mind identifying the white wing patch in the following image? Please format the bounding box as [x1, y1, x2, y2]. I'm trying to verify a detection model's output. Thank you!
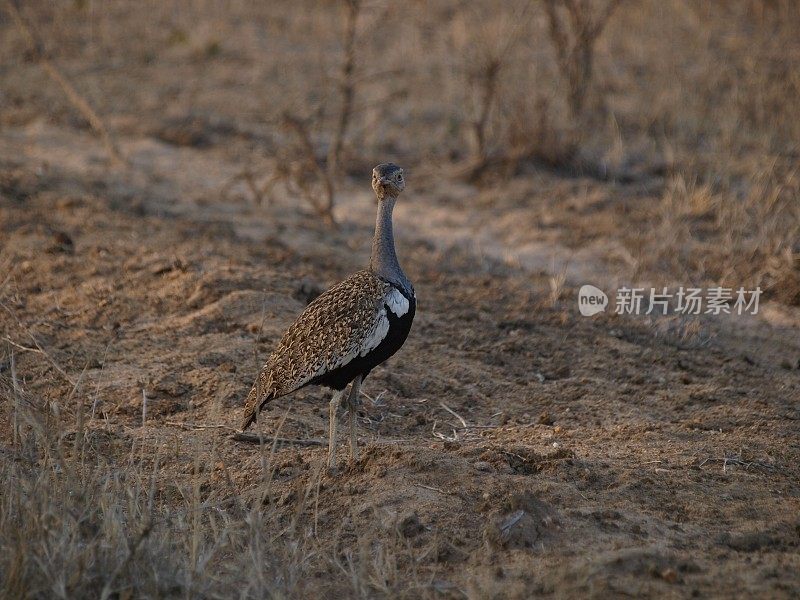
[360, 307, 390, 356]
[385, 288, 410, 317]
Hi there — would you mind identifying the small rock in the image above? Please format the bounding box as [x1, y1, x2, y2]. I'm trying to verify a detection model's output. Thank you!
[660, 568, 679, 584]
[474, 461, 493, 472]
[47, 230, 74, 254]
[397, 511, 425, 538]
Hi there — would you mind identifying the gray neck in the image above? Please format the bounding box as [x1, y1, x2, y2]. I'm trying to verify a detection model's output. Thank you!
[369, 195, 411, 292]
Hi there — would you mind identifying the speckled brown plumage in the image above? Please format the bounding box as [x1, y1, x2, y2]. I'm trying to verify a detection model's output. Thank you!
[241, 269, 392, 430]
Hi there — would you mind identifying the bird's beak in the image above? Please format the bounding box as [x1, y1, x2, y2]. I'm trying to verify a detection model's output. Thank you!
[379, 176, 390, 185]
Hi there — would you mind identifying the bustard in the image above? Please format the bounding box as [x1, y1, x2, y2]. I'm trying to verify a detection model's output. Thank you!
[241, 163, 415, 468]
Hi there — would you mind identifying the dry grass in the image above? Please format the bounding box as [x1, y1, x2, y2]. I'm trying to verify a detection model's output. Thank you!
[640, 167, 799, 295]
[0, 377, 426, 598]
[1, 381, 276, 598]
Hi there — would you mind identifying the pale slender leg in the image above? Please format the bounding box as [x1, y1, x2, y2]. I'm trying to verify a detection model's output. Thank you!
[347, 375, 363, 462]
[328, 390, 344, 469]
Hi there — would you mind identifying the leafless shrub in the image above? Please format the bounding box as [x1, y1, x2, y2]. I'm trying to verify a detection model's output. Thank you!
[327, 0, 360, 178]
[467, 56, 502, 165]
[3, 0, 124, 166]
[450, 3, 535, 182]
[276, 112, 338, 227]
[543, 0, 624, 121]
[266, 0, 362, 227]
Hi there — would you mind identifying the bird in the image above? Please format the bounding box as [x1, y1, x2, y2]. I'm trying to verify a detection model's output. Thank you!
[241, 163, 415, 468]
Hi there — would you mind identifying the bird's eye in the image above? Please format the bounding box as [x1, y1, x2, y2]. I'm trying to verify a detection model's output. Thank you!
[397, 174, 403, 182]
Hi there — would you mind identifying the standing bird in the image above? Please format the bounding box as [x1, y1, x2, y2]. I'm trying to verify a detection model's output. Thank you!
[241, 163, 415, 468]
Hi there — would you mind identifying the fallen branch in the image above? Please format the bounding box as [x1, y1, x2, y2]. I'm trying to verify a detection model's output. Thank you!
[439, 401, 468, 428]
[231, 432, 325, 446]
[165, 420, 237, 432]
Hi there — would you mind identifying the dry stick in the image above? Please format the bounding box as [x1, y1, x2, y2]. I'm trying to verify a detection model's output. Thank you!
[698, 456, 774, 471]
[2, 336, 42, 354]
[162, 419, 325, 446]
[90, 339, 114, 420]
[141, 388, 147, 428]
[3, 333, 74, 387]
[3, 0, 124, 166]
[439, 401, 468, 428]
[414, 483, 450, 495]
[232, 431, 325, 447]
[166, 420, 237, 432]
[0, 301, 76, 387]
[71, 362, 90, 463]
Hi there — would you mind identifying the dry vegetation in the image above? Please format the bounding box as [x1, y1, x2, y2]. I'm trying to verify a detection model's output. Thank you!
[1, 0, 799, 598]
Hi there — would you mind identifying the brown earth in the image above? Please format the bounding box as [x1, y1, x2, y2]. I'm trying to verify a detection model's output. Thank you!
[1, 124, 798, 598]
[2, 1, 800, 597]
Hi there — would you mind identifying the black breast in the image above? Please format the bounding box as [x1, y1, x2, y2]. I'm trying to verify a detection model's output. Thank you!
[312, 287, 416, 391]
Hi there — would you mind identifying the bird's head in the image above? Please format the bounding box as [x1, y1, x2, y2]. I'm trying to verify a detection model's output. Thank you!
[372, 163, 405, 200]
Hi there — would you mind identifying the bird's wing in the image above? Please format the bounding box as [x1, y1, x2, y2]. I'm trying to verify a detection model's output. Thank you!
[241, 270, 391, 430]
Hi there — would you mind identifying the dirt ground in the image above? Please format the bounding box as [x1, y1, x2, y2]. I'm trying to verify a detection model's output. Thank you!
[1, 1, 800, 598]
[1, 120, 798, 598]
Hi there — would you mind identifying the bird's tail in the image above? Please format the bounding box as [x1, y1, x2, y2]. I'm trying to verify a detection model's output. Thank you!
[240, 369, 275, 431]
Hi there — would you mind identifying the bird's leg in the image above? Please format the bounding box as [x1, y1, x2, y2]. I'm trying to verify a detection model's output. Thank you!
[328, 389, 344, 469]
[347, 375, 363, 462]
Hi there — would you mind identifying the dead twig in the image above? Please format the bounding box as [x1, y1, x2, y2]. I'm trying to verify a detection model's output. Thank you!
[0, 303, 76, 387]
[10, 349, 20, 447]
[698, 456, 775, 472]
[414, 483, 451, 495]
[165, 420, 238, 432]
[166, 421, 326, 449]
[3, 336, 42, 354]
[439, 402, 469, 428]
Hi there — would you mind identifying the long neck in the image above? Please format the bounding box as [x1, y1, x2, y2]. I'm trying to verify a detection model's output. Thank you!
[370, 195, 409, 290]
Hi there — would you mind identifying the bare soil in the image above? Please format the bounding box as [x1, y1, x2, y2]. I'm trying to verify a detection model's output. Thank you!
[1, 122, 798, 598]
